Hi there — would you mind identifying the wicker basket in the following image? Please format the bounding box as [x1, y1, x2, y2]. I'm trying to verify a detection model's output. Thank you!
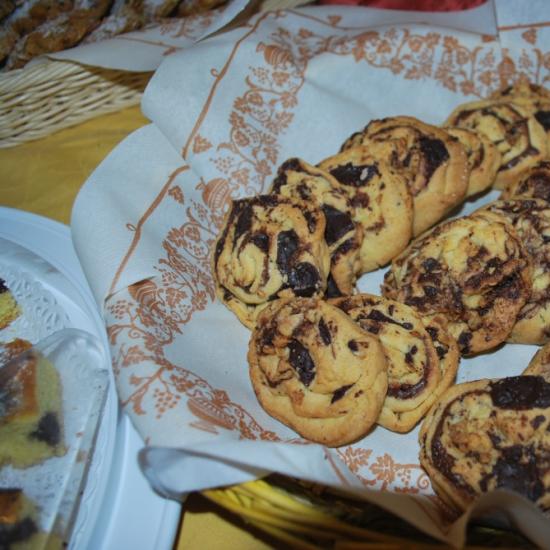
[203, 476, 535, 549]
[0, 60, 151, 148]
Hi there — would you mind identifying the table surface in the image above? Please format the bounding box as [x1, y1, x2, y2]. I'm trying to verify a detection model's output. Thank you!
[0, 105, 275, 550]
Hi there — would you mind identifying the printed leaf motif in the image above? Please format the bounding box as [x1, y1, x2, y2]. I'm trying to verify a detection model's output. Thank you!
[193, 134, 213, 154]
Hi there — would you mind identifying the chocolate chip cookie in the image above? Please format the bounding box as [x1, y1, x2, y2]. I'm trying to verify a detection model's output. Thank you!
[331, 294, 459, 433]
[318, 147, 413, 272]
[500, 160, 550, 203]
[340, 116, 469, 236]
[445, 99, 548, 190]
[248, 297, 388, 446]
[213, 195, 330, 328]
[269, 158, 362, 298]
[480, 199, 550, 345]
[382, 210, 533, 355]
[419, 376, 550, 512]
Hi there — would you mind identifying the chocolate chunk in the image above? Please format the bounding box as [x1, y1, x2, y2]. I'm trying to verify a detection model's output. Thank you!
[331, 384, 353, 403]
[0, 517, 38, 546]
[303, 210, 318, 234]
[329, 163, 380, 188]
[30, 412, 61, 446]
[481, 444, 544, 503]
[324, 274, 343, 299]
[531, 415, 546, 429]
[277, 230, 299, 274]
[318, 318, 332, 345]
[490, 376, 550, 410]
[535, 109, 550, 131]
[288, 339, 315, 386]
[418, 137, 449, 181]
[0, 279, 7, 294]
[250, 232, 269, 252]
[234, 202, 253, 242]
[288, 263, 320, 297]
[348, 340, 359, 352]
[457, 331, 472, 354]
[321, 204, 354, 246]
[388, 377, 427, 399]
[364, 309, 413, 330]
[422, 258, 441, 272]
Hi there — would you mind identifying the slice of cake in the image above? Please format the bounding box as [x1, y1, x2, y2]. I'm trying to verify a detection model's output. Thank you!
[0, 339, 32, 367]
[0, 278, 20, 330]
[0, 488, 62, 550]
[0, 350, 65, 469]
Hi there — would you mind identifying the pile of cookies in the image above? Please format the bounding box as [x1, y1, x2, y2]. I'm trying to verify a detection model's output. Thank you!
[212, 80, 550, 511]
[0, 0, 226, 71]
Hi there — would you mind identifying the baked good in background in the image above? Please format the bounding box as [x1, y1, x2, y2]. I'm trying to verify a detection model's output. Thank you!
[479, 199, 550, 345]
[381, 210, 533, 356]
[500, 160, 550, 203]
[0, 348, 65, 469]
[0, 0, 228, 71]
[523, 342, 550, 382]
[213, 194, 330, 329]
[419, 376, 550, 513]
[269, 158, 363, 298]
[339, 116, 469, 237]
[248, 297, 388, 447]
[331, 294, 459, 433]
[318, 147, 413, 272]
[0, 488, 57, 550]
[445, 99, 548, 190]
[0, 278, 20, 330]
[444, 126, 501, 198]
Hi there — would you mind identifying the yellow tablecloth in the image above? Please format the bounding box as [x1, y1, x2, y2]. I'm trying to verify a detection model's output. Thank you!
[0, 106, 273, 549]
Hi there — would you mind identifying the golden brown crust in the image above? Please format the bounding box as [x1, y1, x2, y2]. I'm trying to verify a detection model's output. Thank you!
[248, 297, 387, 446]
[445, 99, 548, 190]
[269, 158, 362, 298]
[501, 160, 550, 203]
[382, 210, 533, 355]
[212, 194, 330, 329]
[340, 116, 469, 237]
[524, 343, 550, 382]
[419, 376, 550, 512]
[318, 147, 413, 272]
[445, 126, 500, 197]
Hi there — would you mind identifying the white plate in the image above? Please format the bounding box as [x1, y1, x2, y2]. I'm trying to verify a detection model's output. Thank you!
[0, 207, 181, 550]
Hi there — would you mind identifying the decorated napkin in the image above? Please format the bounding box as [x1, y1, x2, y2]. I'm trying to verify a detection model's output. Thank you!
[71, 0, 550, 546]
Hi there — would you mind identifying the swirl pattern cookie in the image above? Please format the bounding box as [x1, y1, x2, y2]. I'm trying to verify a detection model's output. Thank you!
[248, 297, 388, 447]
[480, 199, 550, 345]
[340, 116, 469, 236]
[213, 195, 330, 328]
[269, 158, 362, 297]
[419, 376, 550, 512]
[331, 294, 459, 433]
[524, 343, 550, 382]
[382, 210, 533, 355]
[445, 99, 548, 190]
[445, 127, 500, 197]
[500, 160, 550, 203]
[318, 147, 413, 272]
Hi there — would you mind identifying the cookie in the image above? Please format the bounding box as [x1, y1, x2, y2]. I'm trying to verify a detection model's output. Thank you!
[340, 116, 469, 236]
[269, 158, 363, 298]
[318, 147, 413, 272]
[490, 80, 550, 103]
[480, 199, 550, 345]
[501, 161, 550, 206]
[213, 194, 330, 329]
[248, 297, 388, 446]
[419, 376, 550, 512]
[0, 277, 20, 330]
[0, 338, 32, 366]
[331, 294, 459, 433]
[445, 99, 548, 190]
[382, 210, 533, 355]
[445, 127, 500, 197]
[524, 343, 550, 382]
